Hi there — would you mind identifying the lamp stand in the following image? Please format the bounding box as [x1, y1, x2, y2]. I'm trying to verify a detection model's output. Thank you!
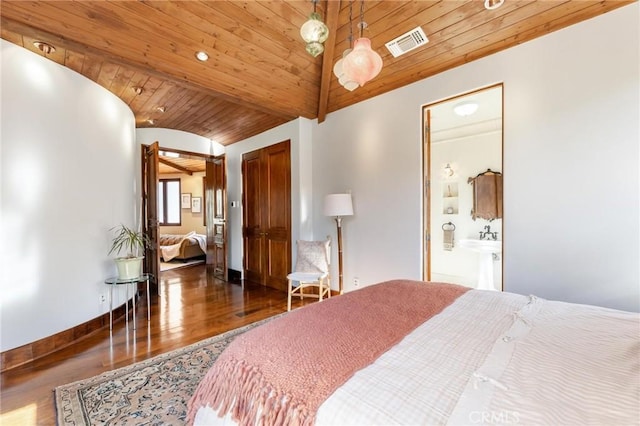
[334, 217, 344, 294]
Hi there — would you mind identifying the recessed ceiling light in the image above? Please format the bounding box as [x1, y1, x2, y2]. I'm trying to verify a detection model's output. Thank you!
[454, 101, 479, 117]
[132, 86, 143, 95]
[484, 0, 504, 10]
[195, 51, 209, 62]
[33, 41, 56, 54]
[146, 119, 155, 125]
[156, 106, 166, 113]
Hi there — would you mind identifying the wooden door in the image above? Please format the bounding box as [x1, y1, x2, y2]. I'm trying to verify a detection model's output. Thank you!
[206, 156, 227, 280]
[242, 140, 291, 291]
[141, 142, 160, 295]
[424, 109, 432, 282]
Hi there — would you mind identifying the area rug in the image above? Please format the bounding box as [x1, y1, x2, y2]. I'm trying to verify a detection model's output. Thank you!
[54, 315, 280, 425]
[160, 258, 204, 272]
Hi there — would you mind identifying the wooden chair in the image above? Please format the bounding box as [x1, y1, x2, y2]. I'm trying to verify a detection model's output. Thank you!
[287, 239, 331, 311]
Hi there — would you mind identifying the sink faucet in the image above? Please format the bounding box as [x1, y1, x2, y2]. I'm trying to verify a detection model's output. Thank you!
[479, 225, 498, 241]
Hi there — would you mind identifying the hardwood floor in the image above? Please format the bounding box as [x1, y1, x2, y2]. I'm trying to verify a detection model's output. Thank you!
[0, 265, 307, 425]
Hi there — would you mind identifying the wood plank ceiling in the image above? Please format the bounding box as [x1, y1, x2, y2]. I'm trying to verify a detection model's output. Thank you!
[1, 1, 632, 146]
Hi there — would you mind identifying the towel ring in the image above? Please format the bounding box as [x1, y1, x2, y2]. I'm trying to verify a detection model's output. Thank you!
[442, 222, 456, 231]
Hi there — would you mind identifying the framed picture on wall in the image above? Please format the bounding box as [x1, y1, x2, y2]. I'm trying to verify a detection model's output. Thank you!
[191, 197, 202, 213]
[181, 193, 191, 209]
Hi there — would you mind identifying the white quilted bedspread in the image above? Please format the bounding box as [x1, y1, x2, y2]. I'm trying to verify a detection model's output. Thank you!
[196, 290, 640, 426]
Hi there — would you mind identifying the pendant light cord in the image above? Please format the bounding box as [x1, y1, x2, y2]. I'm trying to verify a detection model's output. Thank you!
[348, 0, 354, 46]
[359, 0, 365, 38]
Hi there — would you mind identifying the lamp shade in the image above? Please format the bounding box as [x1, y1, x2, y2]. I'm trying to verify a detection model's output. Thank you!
[342, 37, 383, 87]
[333, 49, 359, 91]
[324, 193, 354, 217]
[300, 12, 329, 57]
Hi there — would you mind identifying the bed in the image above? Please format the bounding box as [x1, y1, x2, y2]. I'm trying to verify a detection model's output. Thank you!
[159, 232, 207, 262]
[187, 279, 639, 426]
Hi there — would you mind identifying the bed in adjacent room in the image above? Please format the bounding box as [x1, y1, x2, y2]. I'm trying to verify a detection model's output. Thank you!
[187, 279, 639, 426]
[159, 231, 207, 262]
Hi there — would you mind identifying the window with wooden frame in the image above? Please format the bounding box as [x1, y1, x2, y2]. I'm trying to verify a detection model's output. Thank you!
[158, 178, 181, 226]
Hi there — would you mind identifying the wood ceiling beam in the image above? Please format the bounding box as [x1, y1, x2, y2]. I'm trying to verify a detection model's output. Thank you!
[317, 0, 341, 124]
[0, 17, 296, 121]
[159, 157, 194, 175]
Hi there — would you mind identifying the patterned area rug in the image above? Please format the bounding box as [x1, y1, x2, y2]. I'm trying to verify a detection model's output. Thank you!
[54, 316, 278, 425]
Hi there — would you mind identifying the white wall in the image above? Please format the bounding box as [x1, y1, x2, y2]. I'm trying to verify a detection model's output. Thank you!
[159, 172, 206, 236]
[136, 128, 225, 156]
[312, 4, 639, 312]
[0, 40, 137, 351]
[4, 4, 635, 354]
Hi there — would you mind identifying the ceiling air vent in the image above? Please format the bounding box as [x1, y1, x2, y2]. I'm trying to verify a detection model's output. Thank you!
[385, 26, 429, 58]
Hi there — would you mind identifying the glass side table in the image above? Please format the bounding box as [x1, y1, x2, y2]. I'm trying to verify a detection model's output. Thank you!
[104, 274, 151, 331]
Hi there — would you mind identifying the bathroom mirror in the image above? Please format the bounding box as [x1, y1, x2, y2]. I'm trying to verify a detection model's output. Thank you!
[422, 84, 503, 291]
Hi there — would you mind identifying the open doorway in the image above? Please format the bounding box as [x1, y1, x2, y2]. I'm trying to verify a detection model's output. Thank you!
[152, 147, 227, 282]
[422, 84, 504, 291]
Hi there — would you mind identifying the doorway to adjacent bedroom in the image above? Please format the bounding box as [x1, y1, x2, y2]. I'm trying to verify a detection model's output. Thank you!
[143, 145, 227, 290]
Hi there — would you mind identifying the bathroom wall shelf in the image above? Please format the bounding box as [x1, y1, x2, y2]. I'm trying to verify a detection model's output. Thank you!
[442, 182, 459, 214]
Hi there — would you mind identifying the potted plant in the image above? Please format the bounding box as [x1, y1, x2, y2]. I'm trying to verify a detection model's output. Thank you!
[109, 224, 150, 280]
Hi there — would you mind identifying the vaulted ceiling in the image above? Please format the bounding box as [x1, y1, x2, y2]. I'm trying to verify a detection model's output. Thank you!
[1, 1, 631, 146]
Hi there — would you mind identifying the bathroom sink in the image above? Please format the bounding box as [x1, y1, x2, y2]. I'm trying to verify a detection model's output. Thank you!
[459, 239, 501, 291]
[459, 239, 502, 253]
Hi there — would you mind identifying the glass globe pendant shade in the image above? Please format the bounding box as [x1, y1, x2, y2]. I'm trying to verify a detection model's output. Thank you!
[332, 54, 345, 78]
[306, 41, 324, 57]
[342, 37, 383, 86]
[333, 49, 358, 91]
[339, 75, 359, 91]
[300, 12, 329, 57]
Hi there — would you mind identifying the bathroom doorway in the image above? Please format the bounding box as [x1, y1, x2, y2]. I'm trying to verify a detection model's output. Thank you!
[422, 84, 504, 291]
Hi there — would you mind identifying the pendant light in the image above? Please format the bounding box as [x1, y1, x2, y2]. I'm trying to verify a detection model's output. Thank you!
[300, 0, 329, 57]
[342, 1, 383, 87]
[484, 0, 505, 10]
[332, 1, 359, 91]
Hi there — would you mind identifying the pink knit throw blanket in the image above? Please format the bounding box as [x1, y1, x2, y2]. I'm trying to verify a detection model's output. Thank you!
[187, 280, 469, 426]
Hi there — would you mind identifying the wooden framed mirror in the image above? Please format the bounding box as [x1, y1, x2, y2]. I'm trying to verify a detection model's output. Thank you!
[422, 84, 504, 291]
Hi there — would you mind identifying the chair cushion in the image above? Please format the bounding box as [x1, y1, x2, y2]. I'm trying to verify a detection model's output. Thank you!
[294, 240, 330, 274]
[287, 272, 328, 282]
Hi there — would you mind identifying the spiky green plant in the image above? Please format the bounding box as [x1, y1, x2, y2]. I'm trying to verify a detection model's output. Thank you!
[108, 224, 150, 258]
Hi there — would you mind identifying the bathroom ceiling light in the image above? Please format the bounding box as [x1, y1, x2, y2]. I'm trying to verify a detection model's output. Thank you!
[454, 101, 479, 117]
[195, 51, 209, 62]
[484, 0, 505, 10]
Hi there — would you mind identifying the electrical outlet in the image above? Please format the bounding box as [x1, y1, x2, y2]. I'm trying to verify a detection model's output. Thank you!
[353, 277, 360, 287]
[99, 294, 106, 303]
